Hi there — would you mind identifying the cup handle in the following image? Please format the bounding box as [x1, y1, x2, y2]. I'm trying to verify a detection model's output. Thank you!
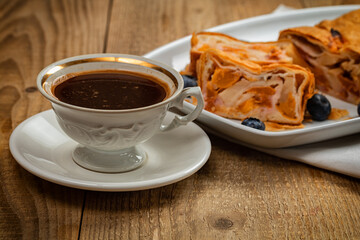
[160, 86, 204, 132]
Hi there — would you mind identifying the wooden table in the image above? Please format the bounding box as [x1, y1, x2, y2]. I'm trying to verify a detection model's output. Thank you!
[1, 0, 360, 239]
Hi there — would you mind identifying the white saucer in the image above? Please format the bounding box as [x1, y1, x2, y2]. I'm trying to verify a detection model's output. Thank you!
[9, 110, 211, 191]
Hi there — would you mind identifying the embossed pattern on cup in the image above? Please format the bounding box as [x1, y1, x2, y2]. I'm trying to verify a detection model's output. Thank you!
[53, 104, 167, 151]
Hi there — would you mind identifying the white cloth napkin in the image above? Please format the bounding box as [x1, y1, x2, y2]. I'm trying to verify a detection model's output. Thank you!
[206, 126, 360, 178]
[252, 134, 360, 178]
[271, 4, 296, 14]
[236, 5, 360, 178]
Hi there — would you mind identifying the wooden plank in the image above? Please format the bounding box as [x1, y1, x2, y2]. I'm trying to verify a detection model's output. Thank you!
[105, 0, 304, 55]
[78, 0, 360, 239]
[302, 0, 360, 7]
[80, 135, 360, 239]
[0, 0, 110, 239]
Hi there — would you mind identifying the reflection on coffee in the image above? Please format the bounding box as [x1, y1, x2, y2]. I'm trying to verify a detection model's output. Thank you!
[53, 71, 168, 110]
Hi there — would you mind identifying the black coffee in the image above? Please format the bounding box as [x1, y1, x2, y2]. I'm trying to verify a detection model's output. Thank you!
[53, 71, 168, 110]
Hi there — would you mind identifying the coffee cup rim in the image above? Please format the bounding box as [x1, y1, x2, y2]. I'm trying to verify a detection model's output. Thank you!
[37, 53, 184, 113]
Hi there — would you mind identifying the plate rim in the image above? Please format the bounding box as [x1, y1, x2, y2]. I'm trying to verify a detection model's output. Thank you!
[183, 102, 360, 137]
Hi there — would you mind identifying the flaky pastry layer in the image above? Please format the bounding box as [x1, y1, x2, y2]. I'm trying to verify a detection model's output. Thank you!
[197, 49, 315, 125]
[279, 9, 360, 104]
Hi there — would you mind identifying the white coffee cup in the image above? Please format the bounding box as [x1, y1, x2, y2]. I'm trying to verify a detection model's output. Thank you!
[37, 54, 204, 173]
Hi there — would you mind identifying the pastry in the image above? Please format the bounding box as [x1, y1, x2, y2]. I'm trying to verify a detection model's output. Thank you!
[279, 9, 360, 104]
[196, 49, 315, 125]
[184, 32, 307, 76]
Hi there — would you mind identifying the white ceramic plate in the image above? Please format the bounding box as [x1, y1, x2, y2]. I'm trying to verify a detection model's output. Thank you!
[9, 110, 211, 191]
[144, 5, 360, 148]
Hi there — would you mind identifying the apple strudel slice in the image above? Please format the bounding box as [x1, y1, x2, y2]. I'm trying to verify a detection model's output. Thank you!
[279, 9, 360, 104]
[196, 49, 315, 125]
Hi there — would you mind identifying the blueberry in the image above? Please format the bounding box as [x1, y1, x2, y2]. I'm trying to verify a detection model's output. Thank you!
[182, 75, 198, 88]
[241, 117, 265, 130]
[306, 94, 331, 121]
[358, 103, 360, 116]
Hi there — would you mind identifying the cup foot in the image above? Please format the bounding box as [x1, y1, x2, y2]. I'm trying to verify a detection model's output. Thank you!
[72, 145, 146, 173]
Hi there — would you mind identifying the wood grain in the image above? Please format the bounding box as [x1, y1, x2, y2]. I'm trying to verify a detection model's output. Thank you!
[1, 0, 360, 239]
[105, 0, 305, 55]
[80, 134, 360, 239]
[77, 0, 360, 239]
[0, 0, 109, 239]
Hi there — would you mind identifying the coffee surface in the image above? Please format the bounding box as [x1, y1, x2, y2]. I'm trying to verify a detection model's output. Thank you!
[53, 71, 168, 110]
